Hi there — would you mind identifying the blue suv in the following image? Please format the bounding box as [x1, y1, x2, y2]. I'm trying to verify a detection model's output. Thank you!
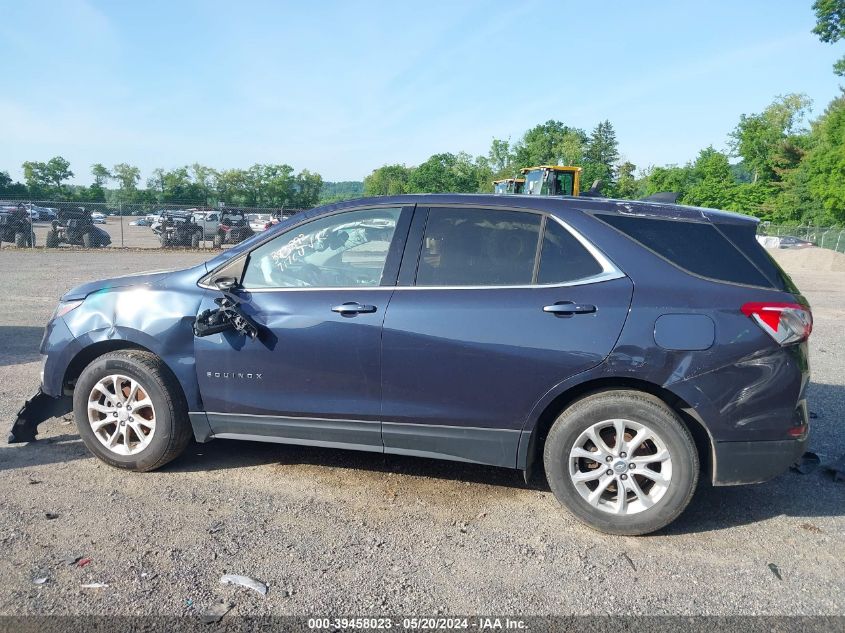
[11, 195, 812, 535]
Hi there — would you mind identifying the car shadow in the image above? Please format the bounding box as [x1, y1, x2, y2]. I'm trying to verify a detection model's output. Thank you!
[0, 433, 90, 472]
[0, 325, 44, 366]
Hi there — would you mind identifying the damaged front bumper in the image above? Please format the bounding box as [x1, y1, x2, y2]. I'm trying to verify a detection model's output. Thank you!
[8, 389, 72, 444]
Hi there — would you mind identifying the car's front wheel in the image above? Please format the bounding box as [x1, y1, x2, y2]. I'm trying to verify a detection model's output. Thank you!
[543, 390, 699, 536]
[73, 350, 192, 471]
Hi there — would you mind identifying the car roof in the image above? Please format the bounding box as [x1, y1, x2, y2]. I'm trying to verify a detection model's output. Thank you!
[312, 194, 759, 226]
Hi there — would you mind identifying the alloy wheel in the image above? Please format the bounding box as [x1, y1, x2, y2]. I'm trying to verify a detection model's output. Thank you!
[87, 374, 157, 456]
[568, 419, 673, 515]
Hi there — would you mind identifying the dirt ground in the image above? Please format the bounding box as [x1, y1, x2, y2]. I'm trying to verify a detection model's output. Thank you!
[0, 247, 843, 617]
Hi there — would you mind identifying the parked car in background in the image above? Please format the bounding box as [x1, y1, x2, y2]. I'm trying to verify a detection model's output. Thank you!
[192, 211, 221, 239]
[0, 204, 35, 246]
[12, 194, 812, 536]
[777, 236, 815, 249]
[26, 205, 57, 221]
[249, 214, 273, 232]
[129, 218, 152, 227]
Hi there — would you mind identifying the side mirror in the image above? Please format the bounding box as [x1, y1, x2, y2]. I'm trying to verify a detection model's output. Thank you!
[214, 277, 239, 292]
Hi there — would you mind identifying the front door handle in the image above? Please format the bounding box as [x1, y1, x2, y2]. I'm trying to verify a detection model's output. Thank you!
[543, 301, 597, 316]
[331, 302, 377, 316]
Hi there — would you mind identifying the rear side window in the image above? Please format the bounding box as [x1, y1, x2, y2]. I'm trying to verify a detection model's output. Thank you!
[416, 208, 541, 286]
[715, 222, 797, 293]
[537, 219, 604, 284]
[597, 214, 772, 287]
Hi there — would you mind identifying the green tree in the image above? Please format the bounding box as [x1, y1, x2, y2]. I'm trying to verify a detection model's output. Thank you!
[488, 138, 514, 178]
[292, 169, 323, 208]
[112, 163, 141, 201]
[582, 120, 619, 192]
[408, 153, 480, 193]
[91, 163, 111, 188]
[801, 95, 845, 224]
[729, 94, 812, 182]
[22, 156, 73, 197]
[813, 0, 845, 75]
[614, 161, 640, 199]
[512, 120, 587, 168]
[0, 171, 27, 197]
[363, 164, 413, 196]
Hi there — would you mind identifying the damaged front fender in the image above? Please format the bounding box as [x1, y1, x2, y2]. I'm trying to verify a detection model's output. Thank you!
[8, 389, 72, 443]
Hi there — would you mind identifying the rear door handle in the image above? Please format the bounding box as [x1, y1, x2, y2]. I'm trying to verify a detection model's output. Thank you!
[543, 301, 597, 316]
[331, 302, 377, 316]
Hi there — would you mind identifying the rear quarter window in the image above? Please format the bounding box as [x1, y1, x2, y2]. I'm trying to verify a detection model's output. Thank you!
[596, 214, 772, 287]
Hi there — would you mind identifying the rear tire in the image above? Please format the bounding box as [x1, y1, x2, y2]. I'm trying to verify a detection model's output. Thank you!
[73, 350, 193, 472]
[543, 389, 698, 536]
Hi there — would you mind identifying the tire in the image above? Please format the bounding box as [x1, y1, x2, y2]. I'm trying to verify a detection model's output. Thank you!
[14, 232, 25, 248]
[543, 390, 699, 536]
[212, 234, 222, 249]
[46, 230, 59, 248]
[191, 232, 200, 248]
[82, 232, 92, 248]
[73, 350, 193, 472]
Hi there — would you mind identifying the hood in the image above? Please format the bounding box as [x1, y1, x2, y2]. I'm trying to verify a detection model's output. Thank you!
[61, 265, 207, 301]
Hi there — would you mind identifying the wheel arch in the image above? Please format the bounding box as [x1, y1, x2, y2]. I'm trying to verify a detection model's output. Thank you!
[519, 376, 714, 486]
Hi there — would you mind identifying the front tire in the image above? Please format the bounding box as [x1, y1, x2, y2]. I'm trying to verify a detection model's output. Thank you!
[73, 350, 192, 471]
[543, 390, 698, 536]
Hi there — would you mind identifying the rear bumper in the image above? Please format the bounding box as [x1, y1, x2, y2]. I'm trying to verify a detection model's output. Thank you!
[712, 436, 807, 485]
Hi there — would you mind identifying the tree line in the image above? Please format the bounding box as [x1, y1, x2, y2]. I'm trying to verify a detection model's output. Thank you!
[0, 160, 325, 209]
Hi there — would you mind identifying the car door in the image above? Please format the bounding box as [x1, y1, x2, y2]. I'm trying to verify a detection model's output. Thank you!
[380, 206, 634, 467]
[194, 205, 412, 451]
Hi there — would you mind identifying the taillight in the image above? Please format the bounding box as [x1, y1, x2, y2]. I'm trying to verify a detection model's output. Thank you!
[741, 302, 812, 346]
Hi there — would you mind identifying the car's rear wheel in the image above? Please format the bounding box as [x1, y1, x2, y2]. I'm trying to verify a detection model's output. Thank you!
[543, 390, 698, 536]
[73, 350, 192, 471]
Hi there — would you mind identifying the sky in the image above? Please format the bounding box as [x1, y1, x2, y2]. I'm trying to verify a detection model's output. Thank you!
[1, 0, 842, 185]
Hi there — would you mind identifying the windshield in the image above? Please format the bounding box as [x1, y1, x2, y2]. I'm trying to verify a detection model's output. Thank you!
[523, 171, 543, 195]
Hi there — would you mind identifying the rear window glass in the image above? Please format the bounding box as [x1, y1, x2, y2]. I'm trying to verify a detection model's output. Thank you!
[715, 222, 797, 293]
[597, 214, 772, 287]
[537, 219, 604, 284]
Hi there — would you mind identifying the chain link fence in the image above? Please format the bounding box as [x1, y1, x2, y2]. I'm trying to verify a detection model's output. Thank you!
[0, 200, 308, 250]
[757, 223, 845, 254]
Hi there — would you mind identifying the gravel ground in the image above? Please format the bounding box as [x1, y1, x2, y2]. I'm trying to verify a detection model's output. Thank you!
[0, 248, 843, 617]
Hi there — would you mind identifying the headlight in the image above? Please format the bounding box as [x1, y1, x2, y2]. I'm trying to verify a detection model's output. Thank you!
[53, 299, 83, 320]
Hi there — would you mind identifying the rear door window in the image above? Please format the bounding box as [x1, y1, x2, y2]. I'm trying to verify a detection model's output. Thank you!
[416, 208, 541, 286]
[537, 219, 604, 284]
[596, 214, 772, 287]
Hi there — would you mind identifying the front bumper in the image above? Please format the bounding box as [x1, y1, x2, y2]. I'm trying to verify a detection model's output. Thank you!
[712, 436, 807, 485]
[8, 388, 72, 443]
